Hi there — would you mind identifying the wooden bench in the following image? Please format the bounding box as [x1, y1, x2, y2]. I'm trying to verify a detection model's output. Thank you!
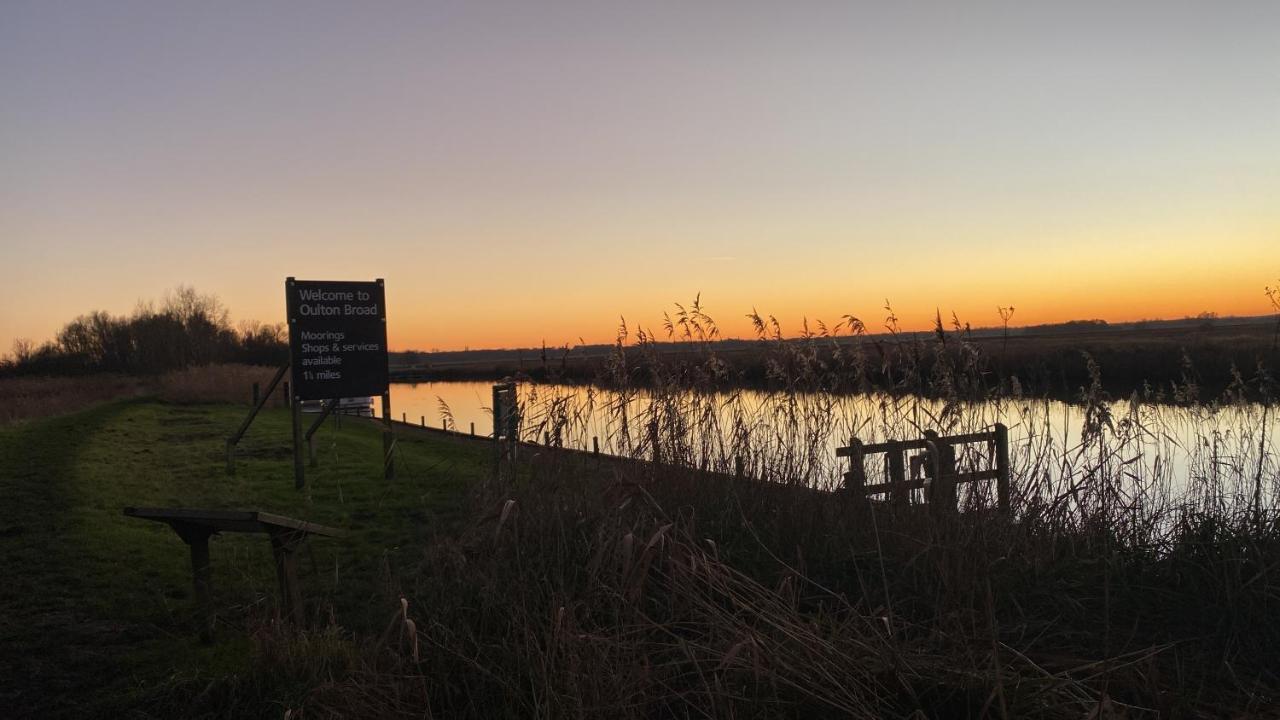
[123, 507, 343, 643]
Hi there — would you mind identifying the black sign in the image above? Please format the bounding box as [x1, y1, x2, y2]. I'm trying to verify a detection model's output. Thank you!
[285, 278, 389, 401]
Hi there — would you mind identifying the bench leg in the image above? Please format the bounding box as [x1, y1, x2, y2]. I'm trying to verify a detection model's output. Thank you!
[269, 531, 304, 625]
[171, 523, 215, 644]
[190, 538, 213, 643]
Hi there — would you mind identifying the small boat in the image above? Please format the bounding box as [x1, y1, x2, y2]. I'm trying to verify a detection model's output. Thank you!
[300, 397, 374, 417]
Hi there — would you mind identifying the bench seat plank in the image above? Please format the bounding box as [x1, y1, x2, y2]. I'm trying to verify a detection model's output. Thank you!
[123, 507, 343, 538]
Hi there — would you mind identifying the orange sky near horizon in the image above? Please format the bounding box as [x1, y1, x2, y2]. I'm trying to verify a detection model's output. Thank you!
[4, 251, 1272, 355]
[1, 186, 1276, 353]
[2, 3, 1278, 356]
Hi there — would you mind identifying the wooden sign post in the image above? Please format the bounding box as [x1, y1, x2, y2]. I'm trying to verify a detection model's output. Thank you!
[285, 277, 391, 488]
[492, 380, 519, 481]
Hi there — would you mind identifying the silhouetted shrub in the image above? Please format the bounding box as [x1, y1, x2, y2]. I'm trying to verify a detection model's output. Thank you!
[1, 286, 288, 377]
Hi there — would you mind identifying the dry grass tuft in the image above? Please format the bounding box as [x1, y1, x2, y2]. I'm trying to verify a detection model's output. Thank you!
[0, 363, 288, 425]
[155, 364, 290, 407]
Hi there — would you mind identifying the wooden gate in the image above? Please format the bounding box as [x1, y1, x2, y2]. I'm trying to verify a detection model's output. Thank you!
[837, 424, 1011, 515]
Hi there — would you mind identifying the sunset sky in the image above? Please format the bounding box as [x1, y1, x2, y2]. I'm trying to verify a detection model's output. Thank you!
[2, 1, 1277, 353]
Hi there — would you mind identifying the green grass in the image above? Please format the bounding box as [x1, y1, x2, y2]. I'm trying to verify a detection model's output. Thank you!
[3, 390, 1277, 718]
[0, 399, 487, 718]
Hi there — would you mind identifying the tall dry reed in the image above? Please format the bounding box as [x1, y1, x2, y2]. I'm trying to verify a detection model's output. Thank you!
[276, 297, 1278, 718]
[0, 374, 147, 424]
[155, 363, 291, 407]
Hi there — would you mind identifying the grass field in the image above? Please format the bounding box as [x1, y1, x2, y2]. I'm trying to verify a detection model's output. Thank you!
[0, 399, 483, 718]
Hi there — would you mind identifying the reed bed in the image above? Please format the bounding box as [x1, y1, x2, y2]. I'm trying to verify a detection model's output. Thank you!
[276, 301, 1278, 718]
[516, 306, 1277, 514]
[155, 363, 290, 407]
[0, 374, 147, 424]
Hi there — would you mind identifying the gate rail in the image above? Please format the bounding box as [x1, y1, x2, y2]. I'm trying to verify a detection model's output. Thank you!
[837, 424, 1010, 514]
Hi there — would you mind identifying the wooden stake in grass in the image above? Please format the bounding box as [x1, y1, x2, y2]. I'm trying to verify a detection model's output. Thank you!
[291, 391, 305, 490]
[381, 392, 394, 480]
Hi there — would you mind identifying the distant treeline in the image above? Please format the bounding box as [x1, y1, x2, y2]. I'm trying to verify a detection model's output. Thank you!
[1, 287, 288, 377]
[393, 315, 1280, 402]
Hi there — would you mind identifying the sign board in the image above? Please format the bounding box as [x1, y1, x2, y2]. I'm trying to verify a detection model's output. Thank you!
[285, 278, 389, 401]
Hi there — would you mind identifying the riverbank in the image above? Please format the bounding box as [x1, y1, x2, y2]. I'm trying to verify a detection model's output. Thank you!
[3, 397, 1278, 717]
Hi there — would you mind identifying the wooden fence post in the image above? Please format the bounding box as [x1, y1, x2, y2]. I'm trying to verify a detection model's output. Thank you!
[887, 440, 907, 508]
[291, 389, 305, 490]
[940, 438, 957, 512]
[995, 423, 1011, 514]
[382, 393, 394, 479]
[227, 364, 290, 475]
[845, 437, 866, 493]
[303, 399, 337, 469]
[252, 382, 260, 407]
[492, 383, 503, 481]
[509, 390, 520, 461]
[924, 431, 956, 516]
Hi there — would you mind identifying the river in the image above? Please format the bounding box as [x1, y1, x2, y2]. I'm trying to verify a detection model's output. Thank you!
[379, 380, 1278, 509]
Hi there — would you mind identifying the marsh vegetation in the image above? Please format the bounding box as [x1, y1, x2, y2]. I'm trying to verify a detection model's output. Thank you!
[4, 292, 1279, 718]
[308, 297, 1280, 717]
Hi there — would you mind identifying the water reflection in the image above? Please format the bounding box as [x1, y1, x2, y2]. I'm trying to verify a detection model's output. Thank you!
[382, 381, 1278, 508]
